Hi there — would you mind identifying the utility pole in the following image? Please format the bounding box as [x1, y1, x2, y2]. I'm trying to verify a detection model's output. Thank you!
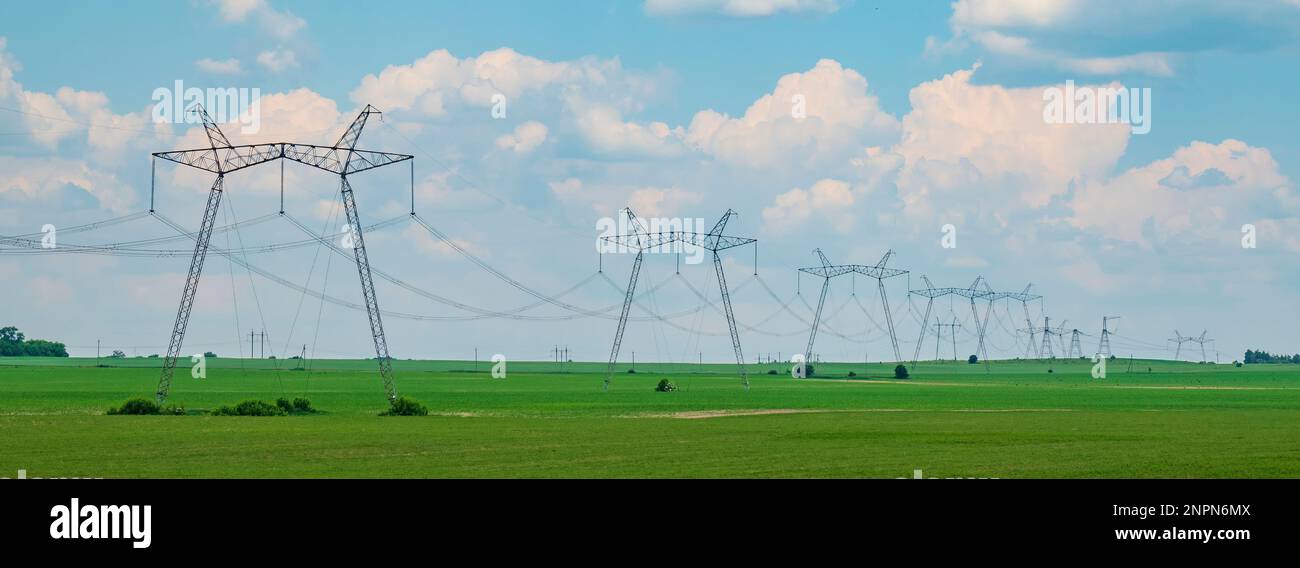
[932, 320, 962, 362]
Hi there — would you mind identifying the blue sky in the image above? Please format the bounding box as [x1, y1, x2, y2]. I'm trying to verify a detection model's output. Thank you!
[2, 0, 1298, 364]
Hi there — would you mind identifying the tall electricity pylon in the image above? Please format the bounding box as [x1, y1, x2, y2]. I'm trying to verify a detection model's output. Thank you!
[600, 208, 756, 390]
[1097, 316, 1120, 358]
[152, 104, 413, 405]
[797, 249, 908, 363]
[1067, 329, 1083, 358]
[978, 280, 1041, 361]
[909, 275, 989, 367]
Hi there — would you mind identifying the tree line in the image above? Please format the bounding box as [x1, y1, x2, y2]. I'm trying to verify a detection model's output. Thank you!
[0, 326, 69, 357]
[1243, 349, 1300, 364]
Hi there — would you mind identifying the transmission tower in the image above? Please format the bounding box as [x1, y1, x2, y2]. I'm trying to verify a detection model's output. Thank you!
[600, 208, 756, 390]
[1067, 329, 1083, 359]
[909, 276, 989, 367]
[797, 249, 908, 364]
[978, 280, 1042, 360]
[1188, 331, 1213, 362]
[932, 319, 962, 361]
[1169, 330, 1194, 361]
[1097, 316, 1120, 358]
[1022, 316, 1067, 359]
[151, 104, 413, 405]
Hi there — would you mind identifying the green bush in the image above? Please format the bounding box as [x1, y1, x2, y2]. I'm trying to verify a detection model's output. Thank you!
[803, 363, 815, 378]
[276, 398, 293, 413]
[292, 398, 314, 412]
[893, 365, 910, 380]
[210, 400, 286, 417]
[107, 398, 161, 415]
[380, 396, 429, 416]
[968, 355, 979, 364]
[766, 369, 778, 375]
[655, 378, 677, 392]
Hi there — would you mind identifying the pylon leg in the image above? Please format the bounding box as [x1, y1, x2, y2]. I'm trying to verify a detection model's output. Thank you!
[912, 298, 933, 368]
[341, 177, 398, 404]
[604, 250, 644, 390]
[157, 176, 224, 403]
[976, 299, 994, 361]
[1022, 303, 1039, 358]
[878, 279, 901, 363]
[804, 277, 830, 370]
[712, 250, 748, 389]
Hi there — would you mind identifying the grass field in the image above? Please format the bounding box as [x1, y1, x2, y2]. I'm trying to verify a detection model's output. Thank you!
[2, 356, 1299, 478]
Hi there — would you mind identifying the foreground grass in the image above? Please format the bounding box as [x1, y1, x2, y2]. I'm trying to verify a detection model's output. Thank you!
[1, 358, 1298, 478]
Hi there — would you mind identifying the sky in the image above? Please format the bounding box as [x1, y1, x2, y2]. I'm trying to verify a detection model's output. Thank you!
[1, 0, 1298, 365]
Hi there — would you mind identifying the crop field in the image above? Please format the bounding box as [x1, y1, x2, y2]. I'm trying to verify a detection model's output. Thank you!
[2, 357, 1299, 478]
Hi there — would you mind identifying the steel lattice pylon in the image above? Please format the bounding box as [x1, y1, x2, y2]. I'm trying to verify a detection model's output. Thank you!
[797, 249, 908, 366]
[601, 208, 756, 390]
[153, 104, 412, 406]
[908, 275, 989, 368]
[1021, 317, 1068, 359]
[975, 280, 1042, 361]
[1097, 316, 1120, 358]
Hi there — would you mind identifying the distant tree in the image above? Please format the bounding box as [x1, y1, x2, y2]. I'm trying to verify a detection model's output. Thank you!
[110, 350, 126, 359]
[967, 354, 979, 364]
[21, 339, 68, 357]
[894, 365, 910, 379]
[1243, 349, 1300, 364]
[0, 327, 68, 357]
[0, 326, 24, 356]
[204, 351, 217, 358]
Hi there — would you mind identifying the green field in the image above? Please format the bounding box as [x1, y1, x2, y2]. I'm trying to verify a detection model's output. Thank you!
[2, 356, 1299, 478]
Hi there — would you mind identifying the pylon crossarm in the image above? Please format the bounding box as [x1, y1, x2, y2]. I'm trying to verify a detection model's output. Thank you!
[798, 265, 855, 278]
[154, 143, 285, 175]
[153, 144, 412, 176]
[601, 232, 756, 252]
[283, 144, 412, 175]
[156, 175, 225, 403]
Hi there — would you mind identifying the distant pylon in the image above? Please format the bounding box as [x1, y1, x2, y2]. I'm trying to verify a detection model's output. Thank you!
[1023, 316, 1067, 359]
[1068, 329, 1082, 358]
[797, 248, 908, 364]
[1097, 316, 1120, 358]
[1169, 330, 1195, 361]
